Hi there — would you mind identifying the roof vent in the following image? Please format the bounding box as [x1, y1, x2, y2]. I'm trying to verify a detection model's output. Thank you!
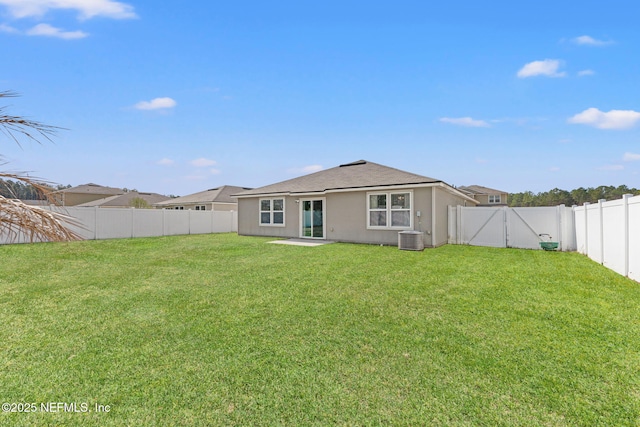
[339, 160, 367, 167]
[398, 231, 424, 251]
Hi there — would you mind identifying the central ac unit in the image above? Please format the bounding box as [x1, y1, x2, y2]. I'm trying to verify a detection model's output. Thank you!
[398, 231, 424, 251]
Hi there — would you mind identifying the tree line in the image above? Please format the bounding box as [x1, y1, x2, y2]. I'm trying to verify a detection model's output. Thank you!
[0, 178, 70, 200]
[508, 185, 640, 207]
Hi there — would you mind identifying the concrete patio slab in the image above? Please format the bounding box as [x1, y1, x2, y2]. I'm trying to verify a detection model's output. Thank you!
[267, 238, 334, 247]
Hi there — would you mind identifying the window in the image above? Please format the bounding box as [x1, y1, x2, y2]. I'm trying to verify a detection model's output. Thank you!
[367, 192, 411, 229]
[260, 198, 285, 226]
[195, 205, 206, 211]
[369, 194, 387, 227]
[174, 206, 184, 210]
[488, 195, 501, 204]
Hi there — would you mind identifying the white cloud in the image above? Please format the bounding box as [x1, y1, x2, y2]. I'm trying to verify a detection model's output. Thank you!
[26, 23, 87, 39]
[439, 117, 490, 128]
[572, 35, 612, 46]
[577, 69, 595, 77]
[134, 97, 176, 111]
[157, 158, 174, 166]
[209, 168, 221, 175]
[623, 152, 640, 161]
[0, 23, 18, 33]
[191, 158, 217, 167]
[0, 0, 136, 20]
[517, 59, 566, 78]
[568, 108, 640, 130]
[597, 164, 624, 171]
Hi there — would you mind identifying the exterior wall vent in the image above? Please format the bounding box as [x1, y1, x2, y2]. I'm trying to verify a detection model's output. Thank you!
[398, 231, 424, 251]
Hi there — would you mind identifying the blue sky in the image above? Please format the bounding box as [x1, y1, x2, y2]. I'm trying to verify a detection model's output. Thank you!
[1, 0, 639, 196]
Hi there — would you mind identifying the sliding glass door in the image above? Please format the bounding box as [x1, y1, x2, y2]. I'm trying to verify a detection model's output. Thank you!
[301, 199, 325, 239]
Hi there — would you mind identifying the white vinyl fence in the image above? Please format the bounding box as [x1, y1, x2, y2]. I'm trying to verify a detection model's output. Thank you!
[574, 195, 639, 282]
[1, 206, 237, 244]
[448, 195, 639, 282]
[448, 205, 576, 251]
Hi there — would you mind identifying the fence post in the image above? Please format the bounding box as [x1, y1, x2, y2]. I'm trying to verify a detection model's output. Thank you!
[162, 208, 166, 236]
[598, 199, 606, 265]
[503, 206, 509, 248]
[623, 194, 632, 277]
[94, 206, 99, 240]
[456, 206, 460, 244]
[583, 202, 590, 256]
[571, 205, 577, 251]
[556, 204, 564, 251]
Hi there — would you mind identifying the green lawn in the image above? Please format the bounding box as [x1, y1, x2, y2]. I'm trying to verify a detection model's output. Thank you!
[1, 234, 639, 426]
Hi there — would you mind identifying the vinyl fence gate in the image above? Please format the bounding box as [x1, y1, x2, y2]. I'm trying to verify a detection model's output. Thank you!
[448, 205, 576, 251]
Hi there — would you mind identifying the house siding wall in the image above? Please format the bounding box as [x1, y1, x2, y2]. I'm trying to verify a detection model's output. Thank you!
[473, 192, 508, 206]
[325, 190, 430, 245]
[237, 196, 299, 238]
[212, 203, 237, 212]
[238, 187, 441, 246]
[322, 188, 434, 246]
[475, 194, 490, 205]
[433, 187, 469, 247]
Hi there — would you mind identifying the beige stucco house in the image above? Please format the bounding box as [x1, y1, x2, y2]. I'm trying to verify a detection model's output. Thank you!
[234, 160, 477, 247]
[53, 183, 125, 206]
[154, 185, 251, 211]
[458, 185, 508, 206]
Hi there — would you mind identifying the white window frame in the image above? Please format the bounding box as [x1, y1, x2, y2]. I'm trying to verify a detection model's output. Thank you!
[259, 198, 285, 227]
[488, 194, 501, 204]
[366, 191, 413, 230]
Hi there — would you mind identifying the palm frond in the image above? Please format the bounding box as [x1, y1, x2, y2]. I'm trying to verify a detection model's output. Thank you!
[0, 91, 80, 243]
[0, 91, 64, 146]
[0, 171, 59, 204]
[0, 195, 83, 243]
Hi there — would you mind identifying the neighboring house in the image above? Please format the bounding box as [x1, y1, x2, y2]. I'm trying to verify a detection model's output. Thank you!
[76, 192, 171, 208]
[153, 185, 251, 211]
[234, 160, 478, 247]
[53, 183, 125, 206]
[458, 185, 508, 206]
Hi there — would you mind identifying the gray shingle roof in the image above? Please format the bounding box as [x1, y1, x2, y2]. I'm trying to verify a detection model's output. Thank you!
[154, 185, 252, 206]
[76, 192, 171, 207]
[53, 183, 125, 195]
[234, 160, 442, 196]
[459, 185, 507, 195]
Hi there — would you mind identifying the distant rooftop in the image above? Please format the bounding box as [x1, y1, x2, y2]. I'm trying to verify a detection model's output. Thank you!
[154, 185, 252, 205]
[54, 183, 125, 195]
[458, 185, 507, 195]
[76, 192, 170, 207]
